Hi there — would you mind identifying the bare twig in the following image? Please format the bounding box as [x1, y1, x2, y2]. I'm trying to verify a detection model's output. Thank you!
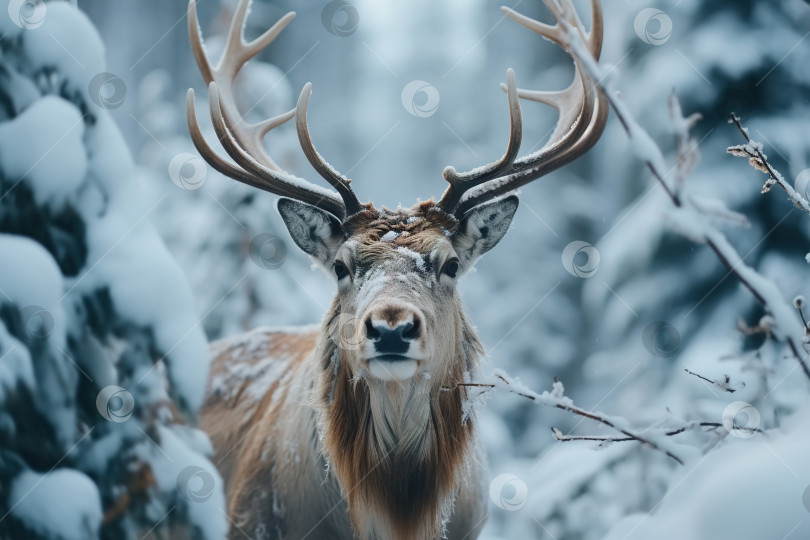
[727, 114, 810, 215]
[444, 375, 685, 465]
[670, 96, 702, 198]
[551, 422, 724, 443]
[794, 296, 808, 327]
[683, 368, 740, 393]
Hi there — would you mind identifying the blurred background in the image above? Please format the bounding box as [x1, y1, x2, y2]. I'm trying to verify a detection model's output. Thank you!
[2, 0, 810, 538]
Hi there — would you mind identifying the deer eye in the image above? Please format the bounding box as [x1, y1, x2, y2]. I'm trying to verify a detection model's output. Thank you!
[334, 260, 350, 280]
[441, 258, 460, 279]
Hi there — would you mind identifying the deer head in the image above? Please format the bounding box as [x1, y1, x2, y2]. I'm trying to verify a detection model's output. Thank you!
[188, 0, 606, 535]
[187, 0, 606, 382]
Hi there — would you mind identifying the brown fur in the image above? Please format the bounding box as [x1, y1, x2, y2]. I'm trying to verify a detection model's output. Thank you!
[318, 302, 482, 538]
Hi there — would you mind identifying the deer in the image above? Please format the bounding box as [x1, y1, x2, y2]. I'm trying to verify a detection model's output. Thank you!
[186, 0, 606, 538]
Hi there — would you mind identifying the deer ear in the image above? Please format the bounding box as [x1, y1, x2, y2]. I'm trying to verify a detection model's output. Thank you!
[277, 198, 344, 267]
[452, 195, 518, 269]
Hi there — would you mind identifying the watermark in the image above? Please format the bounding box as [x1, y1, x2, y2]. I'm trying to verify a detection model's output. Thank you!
[331, 313, 365, 352]
[96, 385, 135, 423]
[169, 152, 207, 190]
[642, 321, 680, 358]
[634, 8, 672, 45]
[177, 465, 216, 503]
[321, 0, 359, 37]
[803, 485, 810, 513]
[19, 305, 54, 341]
[489, 473, 528, 511]
[401, 81, 440, 118]
[561, 241, 600, 278]
[248, 233, 287, 270]
[8, 0, 46, 30]
[721, 401, 760, 439]
[88, 73, 127, 110]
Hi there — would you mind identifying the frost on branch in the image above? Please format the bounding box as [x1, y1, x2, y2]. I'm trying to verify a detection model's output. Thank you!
[727, 114, 810, 215]
[447, 371, 693, 465]
[567, 28, 810, 382]
[0, 4, 225, 539]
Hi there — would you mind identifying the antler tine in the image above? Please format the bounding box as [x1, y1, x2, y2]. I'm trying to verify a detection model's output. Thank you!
[436, 69, 522, 212]
[188, 0, 294, 172]
[218, 0, 293, 73]
[456, 85, 606, 216]
[296, 83, 365, 217]
[188, 0, 214, 83]
[187, 88, 277, 189]
[439, 0, 607, 217]
[186, 0, 350, 219]
[187, 86, 347, 218]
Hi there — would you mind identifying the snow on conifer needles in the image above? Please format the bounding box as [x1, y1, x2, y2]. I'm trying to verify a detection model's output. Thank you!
[0, 4, 226, 539]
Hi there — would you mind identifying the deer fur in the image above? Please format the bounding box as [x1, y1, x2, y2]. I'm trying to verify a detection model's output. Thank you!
[199, 200, 520, 539]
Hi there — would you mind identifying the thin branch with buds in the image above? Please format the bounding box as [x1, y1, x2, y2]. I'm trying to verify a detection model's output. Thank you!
[727, 114, 810, 215]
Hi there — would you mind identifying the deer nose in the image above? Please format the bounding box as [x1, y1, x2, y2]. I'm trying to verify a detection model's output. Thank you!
[365, 317, 421, 355]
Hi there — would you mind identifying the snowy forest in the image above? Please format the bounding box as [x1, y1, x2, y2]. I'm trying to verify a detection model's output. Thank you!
[1, 0, 809, 538]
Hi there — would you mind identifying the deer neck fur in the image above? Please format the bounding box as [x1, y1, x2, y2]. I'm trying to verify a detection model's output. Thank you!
[314, 300, 484, 539]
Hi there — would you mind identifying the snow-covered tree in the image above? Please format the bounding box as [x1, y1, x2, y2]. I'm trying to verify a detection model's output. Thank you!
[0, 3, 226, 538]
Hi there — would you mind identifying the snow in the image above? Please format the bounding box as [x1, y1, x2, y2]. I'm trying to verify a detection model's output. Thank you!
[605, 404, 810, 540]
[396, 246, 427, 271]
[381, 230, 400, 242]
[354, 268, 391, 313]
[77, 215, 210, 412]
[0, 322, 34, 405]
[137, 424, 228, 540]
[0, 233, 66, 345]
[0, 96, 87, 207]
[705, 228, 804, 343]
[687, 194, 749, 228]
[83, 112, 139, 210]
[0, 235, 76, 447]
[217, 349, 295, 402]
[9, 468, 103, 540]
[21, 3, 105, 90]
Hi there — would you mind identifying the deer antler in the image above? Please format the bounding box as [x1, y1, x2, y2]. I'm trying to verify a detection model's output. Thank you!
[437, 0, 607, 217]
[186, 0, 363, 220]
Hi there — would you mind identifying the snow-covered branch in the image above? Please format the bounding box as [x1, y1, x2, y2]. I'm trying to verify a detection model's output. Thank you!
[551, 422, 725, 444]
[683, 368, 741, 393]
[563, 28, 810, 383]
[445, 372, 686, 465]
[727, 114, 810, 215]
